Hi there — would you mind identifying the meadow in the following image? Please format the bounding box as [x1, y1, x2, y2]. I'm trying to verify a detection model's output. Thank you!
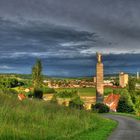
[55, 87, 119, 96]
[0, 92, 117, 140]
[56, 87, 96, 96]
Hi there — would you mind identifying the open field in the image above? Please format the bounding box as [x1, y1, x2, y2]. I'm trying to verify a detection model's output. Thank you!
[13, 86, 123, 97]
[0, 92, 117, 140]
[55, 87, 123, 96]
[56, 87, 96, 96]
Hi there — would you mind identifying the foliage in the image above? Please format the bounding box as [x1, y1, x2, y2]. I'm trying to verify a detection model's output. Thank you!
[42, 87, 56, 94]
[113, 78, 119, 86]
[0, 78, 19, 88]
[92, 103, 110, 113]
[135, 96, 140, 116]
[117, 90, 134, 113]
[113, 88, 127, 95]
[50, 95, 57, 104]
[32, 59, 43, 89]
[69, 97, 84, 109]
[32, 59, 43, 99]
[33, 88, 43, 99]
[104, 88, 113, 95]
[128, 77, 136, 92]
[0, 88, 18, 95]
[0, 93, 117, 140]
[26, 91, 34, 98]
[56, 87, 96, 96]
[56, 90, 78, 98]
[127, 78, 137, 105]
[23, 80, 32, 88]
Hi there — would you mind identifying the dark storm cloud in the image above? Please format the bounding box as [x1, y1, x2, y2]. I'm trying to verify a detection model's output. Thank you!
[0, 0, 140, 76]
[0, 0, 140, 53]
[0, 17, 98, 59]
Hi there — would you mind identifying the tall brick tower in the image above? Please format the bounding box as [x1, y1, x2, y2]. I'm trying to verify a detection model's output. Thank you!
[96, 52, 104, 103]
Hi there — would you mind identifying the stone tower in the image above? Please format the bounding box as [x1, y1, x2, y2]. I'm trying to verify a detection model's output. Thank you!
[137, 72, 139, 79]
[96, 52, 104, 103]
[119, 72, 128, 88]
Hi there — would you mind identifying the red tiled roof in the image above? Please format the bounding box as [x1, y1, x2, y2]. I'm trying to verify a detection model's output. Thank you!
[104, 93, 120, 112]
[18, 94, 26, 101]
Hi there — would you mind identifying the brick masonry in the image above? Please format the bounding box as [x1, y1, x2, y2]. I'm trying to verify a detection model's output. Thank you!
[96, 55, 104, 103]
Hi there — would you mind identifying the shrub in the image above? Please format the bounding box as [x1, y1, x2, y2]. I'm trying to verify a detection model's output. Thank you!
[50, 95, 57, 104]
[128, 77, 136, 92]
[104, 88, 113, 95]
[135, 96, 140, 116]
[92, 103, 109, 113]
[42, 87, 56, 94]
[117, 99, 134, 113]
[113, 88, 127, 95]
[56, 90, 78, 98]
[0, 88, 18, 94]
[0, 78, 19, 88]
[69, 97, 84, 110]
[26, 91, 34, 98]
[33, 88, 43, 99]
[117, 91, 134, 113]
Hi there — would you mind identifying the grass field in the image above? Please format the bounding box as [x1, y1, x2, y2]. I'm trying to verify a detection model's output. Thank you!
[0, 92, 117, 140]
[56, 87, 96, 96]
[56, 87, 117, 96]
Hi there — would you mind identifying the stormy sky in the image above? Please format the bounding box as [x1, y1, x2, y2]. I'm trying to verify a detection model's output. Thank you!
[0, 0, 140, 77]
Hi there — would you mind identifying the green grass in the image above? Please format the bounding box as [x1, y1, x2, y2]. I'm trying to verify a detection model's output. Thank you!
[110, 112, 140, 120]
[56, 87, 96, 96]
[0, 92, 117, 140]
[12, 87, 20, 92]
[56, 87, 119, 96]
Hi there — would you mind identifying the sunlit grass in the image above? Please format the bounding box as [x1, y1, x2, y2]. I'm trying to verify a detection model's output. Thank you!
[56, 87, 96, 96]
[109, 112, 140, 120]
[0, 92, 117, 140]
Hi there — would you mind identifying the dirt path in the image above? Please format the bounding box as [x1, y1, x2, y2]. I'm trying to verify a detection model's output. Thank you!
[103, 114, 140, 140]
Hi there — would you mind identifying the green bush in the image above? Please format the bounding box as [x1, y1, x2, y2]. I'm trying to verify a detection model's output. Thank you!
[117, 99, 134, 113]
[104, 88, 113, 95]
[69, 97, 84, 110]
[113, 88, 127, 95]
[0, 88, 18, 95]
[0, 78, 19, 88]
[117, 91, 134, 113]
[42, 87, 56, 94]
[26, 91, 34, 98]
[56, 90, 78, 98]
[50, 95, 57, 103]
[92, 103, 109, 113]
[128, 77, 136, 92]
[135, 96, 140, 116]
[33, 88, 43, 99]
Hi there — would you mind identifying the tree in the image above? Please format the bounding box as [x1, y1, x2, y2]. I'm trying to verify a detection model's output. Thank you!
[32, 59, 43, 98]
[69, 96, 84, 110]
[117, 90, 134, 113]
[128, 77, 136, 92]
[135, 96, 140, 116]
[32, 59, 42, 88]
[91, 103, 109, 113]
[128, 77, 136, 104]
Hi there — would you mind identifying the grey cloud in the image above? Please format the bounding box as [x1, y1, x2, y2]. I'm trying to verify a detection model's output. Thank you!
[0, 0, 140, 53]
[0, 0, 140, 76]
[0, 18, 99, 58]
